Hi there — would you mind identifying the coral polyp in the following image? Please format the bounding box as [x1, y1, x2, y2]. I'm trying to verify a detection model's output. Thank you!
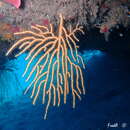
[6, 14, 85, 119]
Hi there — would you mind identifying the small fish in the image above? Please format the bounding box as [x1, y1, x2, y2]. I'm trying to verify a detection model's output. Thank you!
[4, 0, 21, 8]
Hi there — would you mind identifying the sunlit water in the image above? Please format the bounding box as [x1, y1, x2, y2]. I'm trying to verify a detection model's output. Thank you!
[0, 50, 130, 130]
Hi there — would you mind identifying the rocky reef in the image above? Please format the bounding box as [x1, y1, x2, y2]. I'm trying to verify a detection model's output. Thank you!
[0, 0, 130, 56]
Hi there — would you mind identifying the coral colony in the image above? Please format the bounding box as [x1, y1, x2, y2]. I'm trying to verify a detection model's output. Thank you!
[6, 14, 86, 119]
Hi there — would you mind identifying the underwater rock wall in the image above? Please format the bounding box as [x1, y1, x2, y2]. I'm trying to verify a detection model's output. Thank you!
[0, 0, 87, 28]
[0, 0, 129, 33]
[0, 0, 129, 56]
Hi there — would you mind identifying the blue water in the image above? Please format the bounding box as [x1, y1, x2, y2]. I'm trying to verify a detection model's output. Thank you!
[0, 50, 130, 130]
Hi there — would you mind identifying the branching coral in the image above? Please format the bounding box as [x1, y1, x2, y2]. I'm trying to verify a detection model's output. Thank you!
[6, 14, 86, 119]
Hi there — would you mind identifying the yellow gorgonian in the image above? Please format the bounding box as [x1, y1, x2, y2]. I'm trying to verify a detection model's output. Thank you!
[6, 14, 86, 119]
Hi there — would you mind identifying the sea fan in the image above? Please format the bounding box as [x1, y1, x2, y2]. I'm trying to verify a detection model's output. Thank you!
[6, 14, 86, 119]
